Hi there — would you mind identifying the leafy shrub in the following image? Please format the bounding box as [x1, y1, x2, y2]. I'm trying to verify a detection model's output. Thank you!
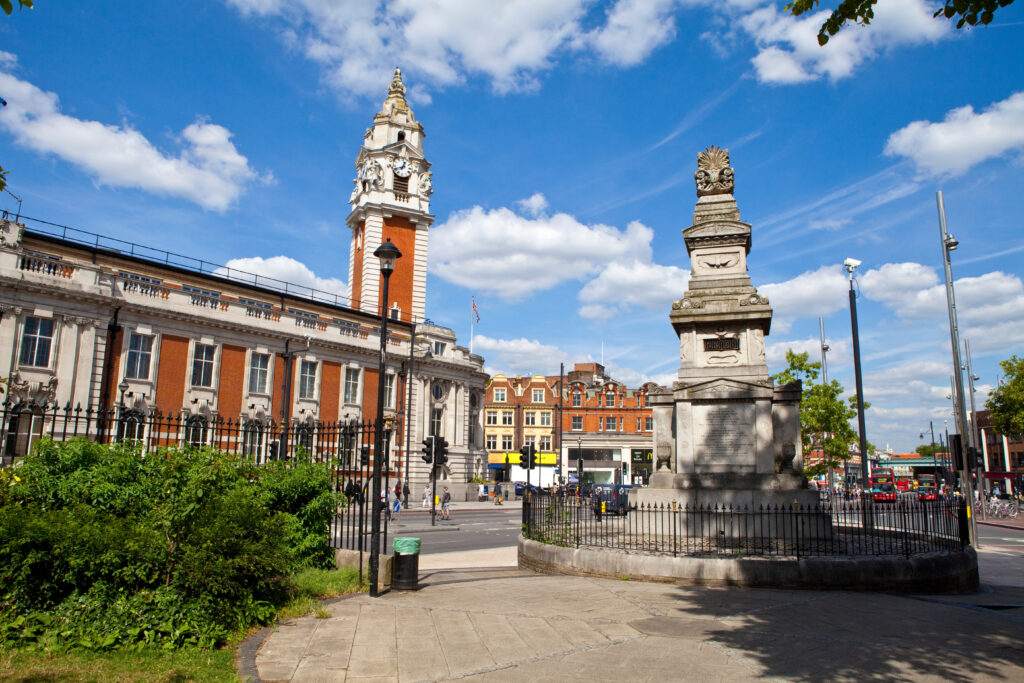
[0, 438, 339, 652]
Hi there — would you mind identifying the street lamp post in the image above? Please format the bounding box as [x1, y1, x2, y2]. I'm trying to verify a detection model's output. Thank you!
[844, 258, 870, 500]
[936, 191, 977, 546]
[369, 238, 401, 598]
[117, 380, 129, 440]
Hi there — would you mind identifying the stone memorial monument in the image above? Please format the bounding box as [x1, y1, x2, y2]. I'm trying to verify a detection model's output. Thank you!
[634, 146, 817, 510]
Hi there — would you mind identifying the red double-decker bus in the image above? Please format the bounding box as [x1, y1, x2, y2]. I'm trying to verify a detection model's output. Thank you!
[917, 473, 938, 501]
[870, 467, 897, 502]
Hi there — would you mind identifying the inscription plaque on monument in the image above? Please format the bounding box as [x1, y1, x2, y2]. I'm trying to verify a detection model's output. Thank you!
[693, 403, 754, 467]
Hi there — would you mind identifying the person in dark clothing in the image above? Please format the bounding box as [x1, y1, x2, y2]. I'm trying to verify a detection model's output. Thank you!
[494, 482, 503, 505]
[403, 482, 410, 509]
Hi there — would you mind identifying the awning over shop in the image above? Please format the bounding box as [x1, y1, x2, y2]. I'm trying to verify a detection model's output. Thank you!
[487, 452, 558, 466]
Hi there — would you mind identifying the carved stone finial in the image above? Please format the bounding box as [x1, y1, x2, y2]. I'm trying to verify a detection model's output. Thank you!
[379, 67, 411, 118]
[694, 145, 734, 197]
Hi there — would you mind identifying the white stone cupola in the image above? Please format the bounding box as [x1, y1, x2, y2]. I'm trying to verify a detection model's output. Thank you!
[346, 68, 432, 324]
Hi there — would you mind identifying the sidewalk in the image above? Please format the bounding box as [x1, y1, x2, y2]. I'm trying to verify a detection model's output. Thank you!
[246, 546, 1024, 682]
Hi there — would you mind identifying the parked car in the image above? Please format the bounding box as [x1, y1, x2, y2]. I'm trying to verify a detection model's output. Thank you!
[592, 484, 634, 517]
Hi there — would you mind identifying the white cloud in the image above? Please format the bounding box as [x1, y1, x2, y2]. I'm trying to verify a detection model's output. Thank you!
[517, 192, 549, 216]
[758, 265, 849, 331]
[473, 334, 568, 376]
[217, 255, 348, 297]
[587, 0, 679, 67]
[0, 63, 263, 211]
[430, 202, 653, 300]
[808, 218, 851, 231]
[884, 91, 1024, 177]
[765, 337, 850, 375]
[737, 0, 946, 86]
[227, 0, 590, 97]
[577, 259, 689, 320]
[859, 262, 940, 316]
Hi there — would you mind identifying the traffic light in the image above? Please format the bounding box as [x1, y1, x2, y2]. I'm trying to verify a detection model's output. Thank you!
[421, 436, 435, 464]
[360, 445, 370, 467]
[437, 438, 449, 465]
[967, 446, 980, 471]
[950, 433, 964, 470]
[519, 444, 537, 469]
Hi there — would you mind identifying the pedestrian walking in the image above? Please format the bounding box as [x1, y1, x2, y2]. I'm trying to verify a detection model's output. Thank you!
[422, 484, 431, 508]
[441, 486, 451, 520]
[403, 481, 410, 509]
[494, 482, 503, 505]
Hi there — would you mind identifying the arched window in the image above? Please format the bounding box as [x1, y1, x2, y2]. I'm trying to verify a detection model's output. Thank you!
[295, 424, 314, 457]
[397, 131, 405, 142]
[117, 411, 144, 444]
[184, 415, 207, 448]
[243, 421, 263, 459]
[2, 405, 44, 464]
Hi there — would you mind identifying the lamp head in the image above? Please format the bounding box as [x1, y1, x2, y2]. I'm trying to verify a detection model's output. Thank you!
[944, 234, 959, 251]
[843, 257, 861, 274]
[118, 380, 129, 393]
[374, 238, 402, 275]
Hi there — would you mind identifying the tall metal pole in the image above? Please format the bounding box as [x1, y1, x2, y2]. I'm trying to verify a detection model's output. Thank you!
[369, 239, 400, 598]
[930, 421, 937, 478]
[847, 273, 870, 493]
[819, 317, 833, 496]
[936, 191, 977, 545]
[403, 323, 416, 506]
[965, 339, 984, 518]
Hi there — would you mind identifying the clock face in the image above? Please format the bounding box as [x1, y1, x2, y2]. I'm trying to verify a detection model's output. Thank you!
[392, 158, 412, 178]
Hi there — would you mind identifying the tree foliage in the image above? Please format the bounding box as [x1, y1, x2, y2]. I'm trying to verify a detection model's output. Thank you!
[0, 1, 33, 16]
[772, 350, 862, 478]
[787, 0, 1016, 45]
[986, 354, 1024, 439]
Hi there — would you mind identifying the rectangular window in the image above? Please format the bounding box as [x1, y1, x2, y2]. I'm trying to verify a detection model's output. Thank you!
[125, 333, 154, 380]
[540, 412, 552, 427]
[524, 411, 536, 426]
[638, 394, 645, 407]
[502, 435, 513, 450]
[191, 343, 216, 387]
[636, 418, 642, 432]
[619, 417, 624, 431]
[18, 316, 55, 368]
[606, 392, 615, 406]
[344, 368, 359, 404]
[486, 434, 497, 450]
[605, 416, 616, 431]
[645, 417, 653, 431]
[540, 436, 551, 451]
[502, 411, 513, 426]
[532, 388, 544, 403]
[486, 410, 497, 426]
[430, 407, 443, 437]
[433, 341, 446, 356]
[493, 388, 506, 402]
[572, 392, 581, 407]
[525, 435, 536, 447]
[619, 396, 624, 408]
[248, 352, 269, 393]
[384, 374, 395, 408]
[299, 360, 317, 399]
[571, 416, 582, 431]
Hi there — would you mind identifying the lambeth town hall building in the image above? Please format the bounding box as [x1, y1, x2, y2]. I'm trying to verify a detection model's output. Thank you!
[0, 69, 489, 500]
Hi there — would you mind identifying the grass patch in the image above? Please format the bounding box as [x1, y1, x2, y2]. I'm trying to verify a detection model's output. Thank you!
[0, 647, 238, 682]
[0, 567, 366, 681]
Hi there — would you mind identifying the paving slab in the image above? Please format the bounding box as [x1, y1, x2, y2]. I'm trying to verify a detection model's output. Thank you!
[251, 547, 1024, 682]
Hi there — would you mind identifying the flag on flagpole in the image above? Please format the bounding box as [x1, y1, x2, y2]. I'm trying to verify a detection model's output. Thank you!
[472, 297, 480, 323]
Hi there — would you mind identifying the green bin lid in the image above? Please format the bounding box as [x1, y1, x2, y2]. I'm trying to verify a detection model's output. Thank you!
[393, 537, 421, 554]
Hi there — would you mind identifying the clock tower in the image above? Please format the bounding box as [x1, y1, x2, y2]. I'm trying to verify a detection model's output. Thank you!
[347, 68, 433, 323]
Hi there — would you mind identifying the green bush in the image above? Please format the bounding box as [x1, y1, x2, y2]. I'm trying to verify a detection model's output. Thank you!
[0, 438, 340, 652]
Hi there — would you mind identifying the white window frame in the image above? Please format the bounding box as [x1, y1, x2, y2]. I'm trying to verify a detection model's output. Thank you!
[248, 352, 270, 394]
[540, 412, 552, 427]
[343, 367, 360, 404]
[299, 360, 318, 400]
[571, 416, 582, 431]
[540, 436, 551, 451]
[191, 343, 216, 388]
[486, 434, 497, 450]
[493, 388, 506, 402]
[486, 411, 497, 426]
[501, 411, 513, 426]
[125, 332, 154, 381]
[18, 316, 56, 369]
[501, 434, 513, 450]
[524, 411, 536, 426]
[572, 392, 581, 407]
[384, 373, 395, 408]
[532, 388, 544, 403]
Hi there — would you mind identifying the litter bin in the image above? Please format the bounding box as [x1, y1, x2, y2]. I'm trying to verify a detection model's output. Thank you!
[392, 537, 421, 590]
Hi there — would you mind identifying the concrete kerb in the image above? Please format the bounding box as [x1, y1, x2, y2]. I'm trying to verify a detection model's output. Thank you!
[518, 537, 979, 593]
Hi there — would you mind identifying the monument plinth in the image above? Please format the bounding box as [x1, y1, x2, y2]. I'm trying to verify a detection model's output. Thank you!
[636, 147, 817, 510]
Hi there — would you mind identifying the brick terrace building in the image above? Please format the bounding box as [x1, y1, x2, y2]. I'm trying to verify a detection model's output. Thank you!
[483, 363, 659, 487]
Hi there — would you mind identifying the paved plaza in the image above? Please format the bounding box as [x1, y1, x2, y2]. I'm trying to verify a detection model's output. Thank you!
[243, 530, 1024, 682]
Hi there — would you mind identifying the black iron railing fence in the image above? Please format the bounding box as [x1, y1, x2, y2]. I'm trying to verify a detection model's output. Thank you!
[0, 400, 399, 555]
[522, 493, 969, 559]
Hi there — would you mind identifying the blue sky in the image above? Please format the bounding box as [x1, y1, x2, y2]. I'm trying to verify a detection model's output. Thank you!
[2, 1, 1023, 453]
